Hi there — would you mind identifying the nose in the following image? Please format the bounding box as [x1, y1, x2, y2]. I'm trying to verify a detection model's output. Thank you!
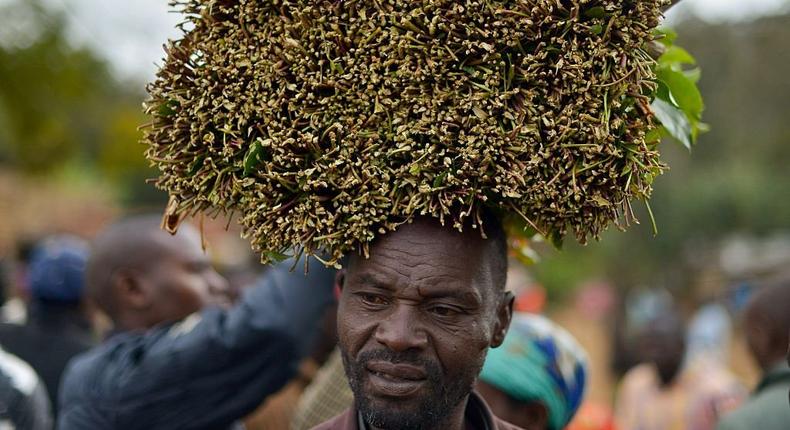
[374, 304, 427, 352]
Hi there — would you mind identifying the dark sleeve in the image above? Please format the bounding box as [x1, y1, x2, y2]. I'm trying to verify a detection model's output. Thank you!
[58, 258, 335, 430]
[0, 360, 53, 430]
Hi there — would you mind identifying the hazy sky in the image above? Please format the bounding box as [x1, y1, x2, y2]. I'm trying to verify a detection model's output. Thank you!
[26, 0, 790, 82]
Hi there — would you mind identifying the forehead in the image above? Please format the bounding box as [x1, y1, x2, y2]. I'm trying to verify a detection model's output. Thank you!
[347, 221, 494, 297]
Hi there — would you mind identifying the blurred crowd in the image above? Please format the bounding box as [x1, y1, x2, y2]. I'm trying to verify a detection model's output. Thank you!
[0, 215, 788, 430]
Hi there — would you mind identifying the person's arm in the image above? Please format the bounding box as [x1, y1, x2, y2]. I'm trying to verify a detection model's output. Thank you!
[59, 257, 335, 430]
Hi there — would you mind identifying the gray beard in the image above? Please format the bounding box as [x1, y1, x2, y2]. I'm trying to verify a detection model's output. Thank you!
[341, 348, 484, 430]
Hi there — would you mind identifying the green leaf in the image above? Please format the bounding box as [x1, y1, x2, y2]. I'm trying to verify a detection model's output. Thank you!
[409, 164, 421, 175]
[657, 67, 704, 121]
[655, 80, 679, 108]
[158, 99, 179, 117]
[432, 172, 447, 188]
[584, 6, 606, 19]
[659, 46, 696, 68]
[654, 27, 678, 47]
[644, 126, 666, 144]
[651, 98, 693, 149]
[188, 155, 205, 176]
[243, 139, 265, 176]
[684, 68, 702, 84]
[590, 24, 603, 35]
[548, 230, 564, 250]
[264, 250, 290, 262]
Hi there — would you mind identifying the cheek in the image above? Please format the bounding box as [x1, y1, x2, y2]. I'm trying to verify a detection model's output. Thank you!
[337, 300, 373, 356]
[166, 275, 210, 309]
[431, 319, 490, 372]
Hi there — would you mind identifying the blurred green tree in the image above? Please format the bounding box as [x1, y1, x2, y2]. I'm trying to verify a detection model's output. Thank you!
[0, 0, 159, 204]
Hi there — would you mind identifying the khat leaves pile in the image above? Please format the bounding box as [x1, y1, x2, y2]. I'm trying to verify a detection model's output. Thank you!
[144, 0, 701, 266]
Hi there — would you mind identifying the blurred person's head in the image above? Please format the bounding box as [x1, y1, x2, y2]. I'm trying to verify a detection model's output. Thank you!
[637, 312, 686, 386]
[27, 235, 89, 306]
[476, 313, 588, 430]
[742, 282, 790, 371]
[9, 237, 40, 300]
[86, 215, 232, 332]
[335, 213, 513, 430]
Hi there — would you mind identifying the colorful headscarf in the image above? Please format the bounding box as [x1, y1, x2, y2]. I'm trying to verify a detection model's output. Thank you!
[480, 313, 588, 430]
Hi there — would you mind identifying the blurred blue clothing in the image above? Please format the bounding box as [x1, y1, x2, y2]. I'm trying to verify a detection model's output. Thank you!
[58, 258, 335, 430]
[0, 235, 94, 417]
[686, 303, 732, 363]
[28, 236, 89, 303]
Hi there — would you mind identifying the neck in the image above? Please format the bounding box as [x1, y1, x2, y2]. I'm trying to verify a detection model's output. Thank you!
[28, 301, 89, 328]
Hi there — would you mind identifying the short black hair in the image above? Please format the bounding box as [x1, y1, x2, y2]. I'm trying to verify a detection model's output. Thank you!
[475, 207, 508, 293]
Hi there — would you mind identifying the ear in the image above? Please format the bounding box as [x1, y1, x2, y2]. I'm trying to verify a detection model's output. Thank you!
[521, 402, 550, 430]
[112, 269, 152, 310]
[334, 268, 346, 296]
[491, 291, 514, 348]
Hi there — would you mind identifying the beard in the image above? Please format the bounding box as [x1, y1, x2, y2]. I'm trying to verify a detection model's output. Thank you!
[340, 348, 483, 430]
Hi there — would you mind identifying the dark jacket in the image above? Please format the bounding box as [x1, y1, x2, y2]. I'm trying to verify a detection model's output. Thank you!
[715, 362, 790, 430]
[311, 391, 524, 430]
[58, 259, 334, 430]
[0, 347, 53, 430]
[0, 303, 95, 414]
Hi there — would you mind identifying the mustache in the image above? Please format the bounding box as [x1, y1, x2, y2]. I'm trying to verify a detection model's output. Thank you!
[356, 349, 441, 377]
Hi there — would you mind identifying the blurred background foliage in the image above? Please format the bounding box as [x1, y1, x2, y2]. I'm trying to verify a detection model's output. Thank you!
[535, 12, 790, 297]
[0, 0, 788, 296]
[0, 0, 157, 204]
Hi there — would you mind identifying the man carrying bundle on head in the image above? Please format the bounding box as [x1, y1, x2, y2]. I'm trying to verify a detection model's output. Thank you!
[140, 0, 697, 429]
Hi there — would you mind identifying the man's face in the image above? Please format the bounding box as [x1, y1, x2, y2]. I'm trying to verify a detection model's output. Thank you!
[337, 219, 511, 430]
[139, 229, 232, 324]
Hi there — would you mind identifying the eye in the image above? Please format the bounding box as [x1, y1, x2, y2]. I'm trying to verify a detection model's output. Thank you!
[429, 305, 461, 317]
[357, 293, 389, 307]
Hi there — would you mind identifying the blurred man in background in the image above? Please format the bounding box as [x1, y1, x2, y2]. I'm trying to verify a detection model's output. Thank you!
[58, 215, 335, 429]
[1, 238, 41, 324]
[615, 312, 744, 430]
[716, 281, 790, 430]
[0, 235, 95, 416]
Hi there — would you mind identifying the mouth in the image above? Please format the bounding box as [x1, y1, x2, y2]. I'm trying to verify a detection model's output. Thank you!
[365, 361, 428, 398]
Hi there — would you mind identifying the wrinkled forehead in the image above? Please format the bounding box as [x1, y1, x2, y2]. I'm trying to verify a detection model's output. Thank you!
[347, 220, 496, 299]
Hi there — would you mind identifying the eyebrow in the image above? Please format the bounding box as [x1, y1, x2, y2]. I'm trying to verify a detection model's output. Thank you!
[417, 286, 483, 306]
[351, 273, 396, 291]
[351, 272, 483, 305]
